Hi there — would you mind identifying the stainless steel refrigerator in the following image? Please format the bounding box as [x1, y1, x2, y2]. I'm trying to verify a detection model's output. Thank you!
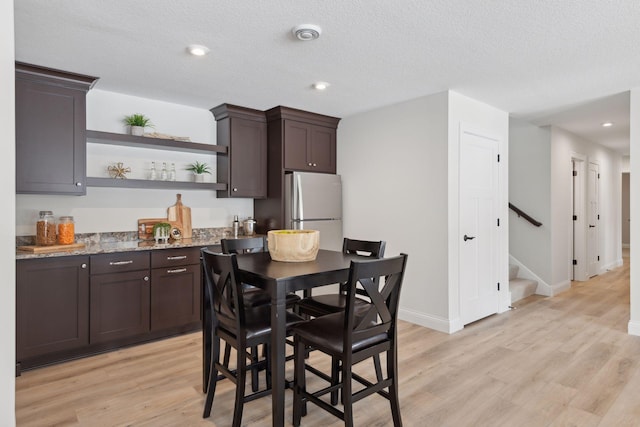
[285, 171, 343, 251]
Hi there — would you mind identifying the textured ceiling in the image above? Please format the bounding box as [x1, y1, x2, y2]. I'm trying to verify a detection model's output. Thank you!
[14, 1, 639, 154]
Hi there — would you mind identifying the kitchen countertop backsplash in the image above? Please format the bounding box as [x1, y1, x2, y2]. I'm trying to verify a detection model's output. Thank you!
[16, 227, 252, 259]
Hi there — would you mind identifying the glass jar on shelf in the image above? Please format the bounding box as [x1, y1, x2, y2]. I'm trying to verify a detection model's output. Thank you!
[57, 216, 75, 245]
[36, 210, 56, 246]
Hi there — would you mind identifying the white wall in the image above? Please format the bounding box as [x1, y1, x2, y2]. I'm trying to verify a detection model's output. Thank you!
[338, 92, 451, 330]
[338, 90, 509, 334]
[509, 119, 552, 284]
[550, 126, 622, 289]
[16, 89, 253, 236]
[447, 92, 510, 325]
[629, 88, 640, 336]
[2, 0, 16, 424]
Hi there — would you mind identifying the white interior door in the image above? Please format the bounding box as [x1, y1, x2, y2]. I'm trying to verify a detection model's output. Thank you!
[587, 162, 600, 277]
[459, 128, 500, 325]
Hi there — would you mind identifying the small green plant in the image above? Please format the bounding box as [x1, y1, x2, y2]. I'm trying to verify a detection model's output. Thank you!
[123, 113, 153, 128]
[185, 161, 212, 174]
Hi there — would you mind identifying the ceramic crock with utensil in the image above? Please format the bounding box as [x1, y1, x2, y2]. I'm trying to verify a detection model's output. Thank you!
[243, 218, 256, 236]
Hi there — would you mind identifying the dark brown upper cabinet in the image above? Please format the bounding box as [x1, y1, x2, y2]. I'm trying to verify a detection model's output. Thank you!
[267, 106, 340, 174]
[211, 104, 267, 199]
[15, 62, 98, 195]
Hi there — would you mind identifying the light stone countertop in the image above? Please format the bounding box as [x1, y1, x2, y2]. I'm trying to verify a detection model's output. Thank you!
[15, 228, 263, 260]
[15, 237, 225, 260]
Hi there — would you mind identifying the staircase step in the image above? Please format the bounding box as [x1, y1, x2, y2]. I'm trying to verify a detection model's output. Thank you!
[509, 264, 519, 280]
[510, 278, 537, 303]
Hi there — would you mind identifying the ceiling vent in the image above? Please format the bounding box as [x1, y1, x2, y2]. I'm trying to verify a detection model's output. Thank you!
[292, 24, 322, 41]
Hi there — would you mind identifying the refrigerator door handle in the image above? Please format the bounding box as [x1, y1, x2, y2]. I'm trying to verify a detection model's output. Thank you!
[295, 173, 304, 220]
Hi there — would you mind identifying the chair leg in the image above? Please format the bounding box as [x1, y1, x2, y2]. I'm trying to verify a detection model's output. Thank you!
[203, 336, 220, 418]
[388, 348, 402, 427]
[373, 354, 383, 383]
[232, 343, 247, 427]
[330, 357, 340, 406]
[250, 345, 260, 392]
[292, 337, 306, 427]
[342, 360, 354, 427]
[223, 342, 231, 368]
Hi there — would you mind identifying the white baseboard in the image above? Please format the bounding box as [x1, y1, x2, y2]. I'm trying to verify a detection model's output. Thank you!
[399, 308, 463, 334]
[628, 320, 640, 336]
[601, 258, 624, 273]
[551, 280, 571, 296]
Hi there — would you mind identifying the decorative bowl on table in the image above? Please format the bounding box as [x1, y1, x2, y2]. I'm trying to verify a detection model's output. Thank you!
[267, 229, 319, 262]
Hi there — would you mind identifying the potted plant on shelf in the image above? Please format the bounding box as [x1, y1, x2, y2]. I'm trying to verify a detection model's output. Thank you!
[123, 113, 153, 136]
[186, 161, 212, 182]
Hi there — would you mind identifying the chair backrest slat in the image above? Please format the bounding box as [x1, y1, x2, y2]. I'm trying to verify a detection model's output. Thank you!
[221, 236, 267, 254]
[344, 254, 408, 345]
[201, 249, 245, 333]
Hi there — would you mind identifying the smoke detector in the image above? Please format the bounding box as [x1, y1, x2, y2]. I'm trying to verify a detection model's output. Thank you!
[292, 24, 322, 41]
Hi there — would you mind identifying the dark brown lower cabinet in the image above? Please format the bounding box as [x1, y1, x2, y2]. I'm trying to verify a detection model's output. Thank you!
[16, 256, 89, 361]
[151, 264, 201, 331]
[90, 269, 150, 343]
[16, 248, 204, 373]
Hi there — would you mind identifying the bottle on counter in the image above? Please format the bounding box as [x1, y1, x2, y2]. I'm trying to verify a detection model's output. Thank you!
[169, 163, 176, 181]
[161, 162, 168, 181]
[36, 210, 56, 246]
[57, 216, 75, 245]
[233, 215, 239, 238]
[149, 162, 157, 180]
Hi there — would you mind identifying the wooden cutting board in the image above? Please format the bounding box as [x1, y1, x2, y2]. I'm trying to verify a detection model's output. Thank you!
[17, 242, 85, 253]
[167, 194, 192, 239]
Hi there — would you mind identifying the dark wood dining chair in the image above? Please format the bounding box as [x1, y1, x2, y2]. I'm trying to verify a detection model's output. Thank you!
[295, 238, 386, 396]
[295, 238, 386, 318]
[220, 236, 301, 392]
[221, 236, 301, 308]
[292, 253, 408, 427]
[201, 249, 305, 426]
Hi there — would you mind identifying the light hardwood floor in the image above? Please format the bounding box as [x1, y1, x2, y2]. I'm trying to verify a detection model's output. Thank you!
[16, 252, 640, 426]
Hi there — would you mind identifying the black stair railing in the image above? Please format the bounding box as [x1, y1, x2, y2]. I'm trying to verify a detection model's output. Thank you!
[509, 203, 542, 227]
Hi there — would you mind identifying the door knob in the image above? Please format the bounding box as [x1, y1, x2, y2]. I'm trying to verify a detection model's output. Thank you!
[463, 234, 476, 241]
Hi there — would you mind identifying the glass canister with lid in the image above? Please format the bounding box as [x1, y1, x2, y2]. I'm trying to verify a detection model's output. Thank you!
[57, 216, 75, 245]
[36, 211, 57, 246]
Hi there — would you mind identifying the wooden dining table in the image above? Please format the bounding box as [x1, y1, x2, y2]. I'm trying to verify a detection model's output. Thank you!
[202, 249, 359, 427]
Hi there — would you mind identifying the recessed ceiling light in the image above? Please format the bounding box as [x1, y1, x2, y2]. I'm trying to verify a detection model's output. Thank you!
[292, 24, 322, 41]
[602, 122, 614, 127]
[187, 44, 210, 56]
[313, 81, 330, 91]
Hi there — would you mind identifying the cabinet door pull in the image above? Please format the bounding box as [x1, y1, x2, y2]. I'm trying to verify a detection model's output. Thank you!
[167, 268, 187, 274]
[75, 182, 83, 187]
[307, 162, 313, 166]
[312, 163, 317, 167]
[143, 276, 149, 281]
[167, 255, 187, 260]
[109, 260, 134, 266]
[81, 263, 87, 269]
[233, 188, 238, 192]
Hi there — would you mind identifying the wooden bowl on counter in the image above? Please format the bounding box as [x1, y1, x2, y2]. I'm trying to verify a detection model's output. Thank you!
[267, 229, 319, 262]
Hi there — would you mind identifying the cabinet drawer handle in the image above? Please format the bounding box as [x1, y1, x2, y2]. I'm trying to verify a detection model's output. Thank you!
[167, 255, 187, 260]
[167, 268, 187, 274]
[233, 188, 238, 192]
[75, 182, 83, 187]
[109, 260, 134, 266]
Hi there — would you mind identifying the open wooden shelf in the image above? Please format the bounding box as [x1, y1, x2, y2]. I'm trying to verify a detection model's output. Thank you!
[86, 130, 228, 155]
[86, 177, 227, 191]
